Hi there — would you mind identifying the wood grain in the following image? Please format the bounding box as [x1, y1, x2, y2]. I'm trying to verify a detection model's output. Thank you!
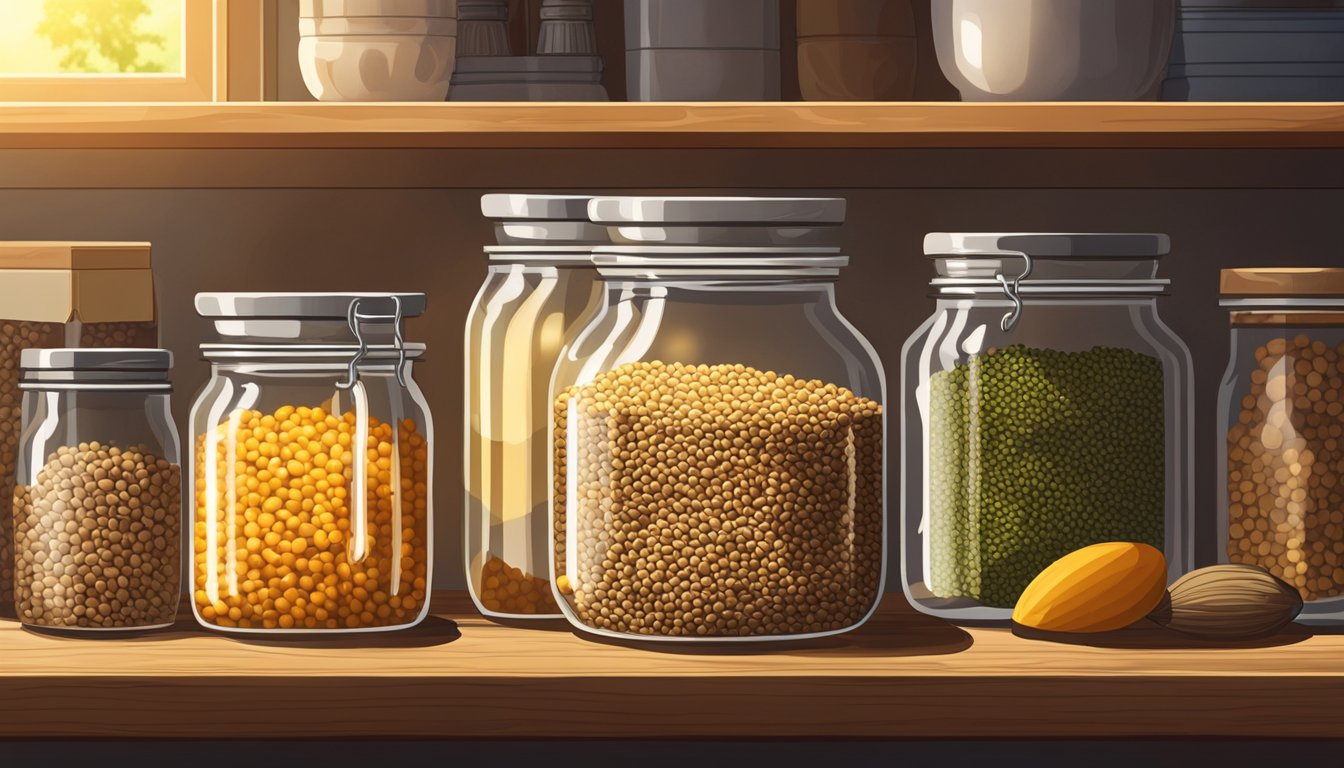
[2, 103, 1344, 149]
[1, 593, 1343, 738]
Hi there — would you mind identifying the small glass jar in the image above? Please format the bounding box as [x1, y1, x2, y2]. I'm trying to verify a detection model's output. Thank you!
[552, 196, 886, 643]
[190, 293, 433, 633]
[13, 349, 181, 631]
[902, 234, 1194, 624]
[1218, 268, 1344, 625]
[465, 194, 603, 620]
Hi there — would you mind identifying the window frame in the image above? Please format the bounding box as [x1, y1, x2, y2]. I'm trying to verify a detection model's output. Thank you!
[0, 0, 253, 102]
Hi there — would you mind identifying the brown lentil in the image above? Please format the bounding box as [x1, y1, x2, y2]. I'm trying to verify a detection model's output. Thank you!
[478, 556, 559, 615]
[13, 442, 180, 629]
[1227, 334, 1344, 601]
[554, 360, 883, 639]
[193, 405, 429, 631]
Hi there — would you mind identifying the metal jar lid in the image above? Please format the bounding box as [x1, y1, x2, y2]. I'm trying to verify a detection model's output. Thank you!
[589, 196, 846, 248]
[195, 292, 426, 319]
[482, 193, 608, 249]
[21, 348, 172, 390]
[924, 233, 1173, 332]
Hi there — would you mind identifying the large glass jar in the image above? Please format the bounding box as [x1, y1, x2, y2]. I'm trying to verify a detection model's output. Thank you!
[465, 194, 603, 621]
[189, 293, 432, 634]
[13, 349, 181, 631]
[1218, 268, 1344, 625]
[902, 233, 1194, 624]
[551, 196, 886, 643]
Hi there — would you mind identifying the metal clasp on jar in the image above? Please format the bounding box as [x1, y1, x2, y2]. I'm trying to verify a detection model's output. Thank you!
[996, 251, 1034, 332]
[336, 295, 409, 389]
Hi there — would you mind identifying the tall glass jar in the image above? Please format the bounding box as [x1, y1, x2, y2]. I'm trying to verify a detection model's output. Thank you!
[1219, 268, 1344, 625]
[189, 293, 433, 634]
[13, 348, 181, 631]
[465, 194, 603, 620]
[902, 233, 1194, 624]
[552, 196, 886, 643]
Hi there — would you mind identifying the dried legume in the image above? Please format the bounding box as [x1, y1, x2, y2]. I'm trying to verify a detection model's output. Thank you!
[927, 345, 1166, 608]
[478, 556, 559, 615]
[14, 442, 181, 629]
[1226, 334, 1344, 600]
[554, 361, 883, 638]
[193, 405, 429, 630]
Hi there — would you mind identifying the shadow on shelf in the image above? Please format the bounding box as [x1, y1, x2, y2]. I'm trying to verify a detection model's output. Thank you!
[565, 610, 975, 658]
[1010, 620, 1312, 650]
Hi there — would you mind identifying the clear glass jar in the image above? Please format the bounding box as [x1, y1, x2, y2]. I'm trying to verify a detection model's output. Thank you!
[465, 194, 603, 620]
[551, 196, 886, 643]
[1218, 268, 1344, 625]
[13, 349, 181, 631]
[902, 233, 1194, 624]
[189, 293, 433, 633]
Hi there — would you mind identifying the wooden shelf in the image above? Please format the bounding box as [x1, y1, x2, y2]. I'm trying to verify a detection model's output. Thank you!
[1, 592, 1342, 739]
[0, 102, 1343, 149]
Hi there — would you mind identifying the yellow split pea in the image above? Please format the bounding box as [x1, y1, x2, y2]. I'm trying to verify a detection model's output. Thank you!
[193, 405, 429, 630]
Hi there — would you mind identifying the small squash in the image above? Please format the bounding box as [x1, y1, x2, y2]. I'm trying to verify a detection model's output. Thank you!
[1012, 542, 1167, 633]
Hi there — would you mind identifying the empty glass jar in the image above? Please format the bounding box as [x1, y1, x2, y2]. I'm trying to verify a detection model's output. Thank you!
[1219, 268, 1344, 625]
[551, 196, 886, 642]
[465, 194, 603, 620]
[13, 348, 181, 631]
[902, 233, 1194, 624]
[190, 293, 433, 633]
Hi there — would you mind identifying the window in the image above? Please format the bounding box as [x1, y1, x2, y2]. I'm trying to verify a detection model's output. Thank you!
[0, 0, 265, 101]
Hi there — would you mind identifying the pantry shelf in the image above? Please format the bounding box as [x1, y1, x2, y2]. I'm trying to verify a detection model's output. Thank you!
[1, 592, 1343, 739]
[1, 102, 1344, 149]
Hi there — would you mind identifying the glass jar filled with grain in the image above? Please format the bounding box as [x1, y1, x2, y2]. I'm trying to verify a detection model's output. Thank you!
[13, 349, 181, 631]
[189, 293, 433, 634]
[902, 234, 1194, 624]
[551, 197, 885, 643]
[465, 194, 604, 621]
[1219, 268, 1344, 625]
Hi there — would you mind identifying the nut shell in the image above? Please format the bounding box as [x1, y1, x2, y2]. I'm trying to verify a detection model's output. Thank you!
[1150, 564, 1303, 639]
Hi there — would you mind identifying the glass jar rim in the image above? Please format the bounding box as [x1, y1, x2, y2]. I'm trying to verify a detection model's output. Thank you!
[200, 343, 426, 361]
[20, 347, 172, 390]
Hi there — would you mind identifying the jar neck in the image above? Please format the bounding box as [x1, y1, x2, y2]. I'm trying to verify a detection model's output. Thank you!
[602, 275, 839, 300]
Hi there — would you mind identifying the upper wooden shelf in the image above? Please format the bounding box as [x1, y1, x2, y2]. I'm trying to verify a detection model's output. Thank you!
[2, 592, 1343, 740]
[0, 102, 1343, 149]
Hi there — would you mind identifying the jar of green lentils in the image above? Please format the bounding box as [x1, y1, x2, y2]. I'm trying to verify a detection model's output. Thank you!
[901, 233, 1194, 624]
[552, 196, 885, 643]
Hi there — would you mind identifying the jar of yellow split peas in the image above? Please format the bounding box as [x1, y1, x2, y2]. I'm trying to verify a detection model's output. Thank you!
[188, 293, 433, 633]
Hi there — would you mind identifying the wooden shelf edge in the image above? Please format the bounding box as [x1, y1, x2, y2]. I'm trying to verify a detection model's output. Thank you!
[0, 102, 1342, 149]
[1, 593, 1344, 739]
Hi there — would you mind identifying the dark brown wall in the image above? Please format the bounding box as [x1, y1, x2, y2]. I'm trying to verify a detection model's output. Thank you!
[0, 147, 1341, 588]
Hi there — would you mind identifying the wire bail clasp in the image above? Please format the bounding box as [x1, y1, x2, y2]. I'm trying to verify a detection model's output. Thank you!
[995, 251, 1034, 332]
[335, 295, 408, 390]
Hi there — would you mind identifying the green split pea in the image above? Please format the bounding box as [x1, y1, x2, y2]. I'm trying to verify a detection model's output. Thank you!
[927, 344, 1166, 608]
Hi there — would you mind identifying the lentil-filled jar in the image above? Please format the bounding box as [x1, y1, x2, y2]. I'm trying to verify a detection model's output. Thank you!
[190, 293, 432, 633]
[1219, 268, 1344, 625]
[13, 349, 181, 631]
[902, 234, 1194, 624]
[465, 194, 604, 620]
[552, 196, 886, 643]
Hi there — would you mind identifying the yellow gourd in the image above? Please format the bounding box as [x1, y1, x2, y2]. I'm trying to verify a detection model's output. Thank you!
[1012, 542, 1167, 633]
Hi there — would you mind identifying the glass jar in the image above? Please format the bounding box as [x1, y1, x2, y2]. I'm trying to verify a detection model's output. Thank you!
[1219, 268, 1344, 625]
[190, 293, 433, 633]
[0, 241, 159, 617]
[13, 349, 180, 631]
[551, 196, 886, 642]
[902, 233, 1194, 624]
[465, 194, 603, 620]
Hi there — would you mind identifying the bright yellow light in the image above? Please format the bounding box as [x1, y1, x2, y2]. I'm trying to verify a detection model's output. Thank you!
[0, 0, 183, 75]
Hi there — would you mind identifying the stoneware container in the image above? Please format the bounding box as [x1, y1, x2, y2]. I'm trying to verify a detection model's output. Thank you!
[796, 0, 918, 100]
[624, 0, 781, 101]
[1163, 0, 1344, 101]
[450, 55, 608, 101]
[299, 0, 459, 101]
[931, 0, 1176, 101]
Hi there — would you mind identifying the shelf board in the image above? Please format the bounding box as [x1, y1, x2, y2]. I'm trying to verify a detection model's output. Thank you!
[1, 592, 1342, 739]
[0, 102, 1343, 149]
